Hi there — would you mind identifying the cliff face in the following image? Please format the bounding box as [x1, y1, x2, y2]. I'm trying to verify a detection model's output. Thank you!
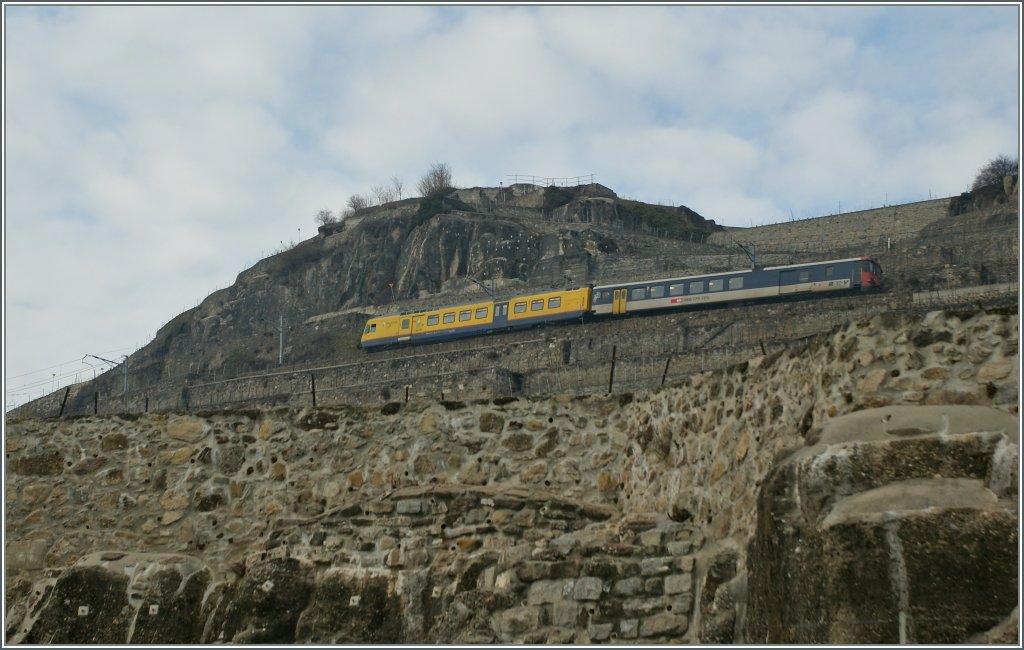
[4, 307, 1017, 643]
[79, 186, 723, 394]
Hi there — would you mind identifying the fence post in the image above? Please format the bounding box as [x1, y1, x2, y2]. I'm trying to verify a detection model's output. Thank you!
[661, 356, 672, 387]
[310, 373, 317, 408]
[93, 392, 98, 415]
[145, 397, 149, 413]
[58, 387, 70, 418]
[608, 345, 617, 394]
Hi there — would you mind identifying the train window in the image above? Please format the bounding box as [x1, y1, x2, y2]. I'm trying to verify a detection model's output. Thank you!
[475, 307, 488, 319]
[514, 302, 527, 314]
[709, 279, 724, 292]
[548, 297, 561, 309]
[459, 310, 471, 322]
[594, 290, 606, 302]
[650, 285, 665, 298]
[689, 281, 704, 294]
[367, 323, 376, 333]
[728, 277, 743, 290]
[443, 313, 455, 324]
[630, 287, 646, 300]
[531, 299, 544, 311]
[669, 284, 685, 296]
[826, 266, 834, 278]
[800, 271, 810, 282]
[401, 319, 410, 329]
[427, 315, 439, 326]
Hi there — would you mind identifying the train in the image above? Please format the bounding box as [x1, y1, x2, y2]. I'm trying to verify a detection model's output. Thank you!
[358, 256, 883, 350]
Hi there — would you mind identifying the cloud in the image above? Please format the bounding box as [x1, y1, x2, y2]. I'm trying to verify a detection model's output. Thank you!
[3, 4, 1019, 407]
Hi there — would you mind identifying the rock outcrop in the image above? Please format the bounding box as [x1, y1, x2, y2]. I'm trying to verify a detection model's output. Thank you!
[746, 406, 1018, 644]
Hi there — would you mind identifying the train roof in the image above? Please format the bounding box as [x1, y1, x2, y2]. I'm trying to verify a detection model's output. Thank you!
[369, 286, 590, 321]
[592, 256, 874, 291]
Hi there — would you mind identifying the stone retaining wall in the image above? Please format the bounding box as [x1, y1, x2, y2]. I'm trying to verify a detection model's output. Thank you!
[5, 306, 1017, 643]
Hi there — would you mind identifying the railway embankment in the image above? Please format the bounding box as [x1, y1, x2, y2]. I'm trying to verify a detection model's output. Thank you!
[11, 283, 1016, 418]
[5, 304, 1018, 643]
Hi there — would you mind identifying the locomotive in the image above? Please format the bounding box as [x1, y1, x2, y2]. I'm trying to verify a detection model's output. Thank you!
[359, 256, 883, 350]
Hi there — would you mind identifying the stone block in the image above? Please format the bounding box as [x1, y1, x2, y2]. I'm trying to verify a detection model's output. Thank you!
[666, 540, 693, 555]
[511, 508, 537, 527]
[639, 611, 687, 638]
[495, 570, 519, 591]
[551, 600, 578, 627]
[516, 561, 551, 582]
[479, 566, 496, 590]
[664, 573, 692, 595]
[395, 499, 424, 515]
[588, 623, 613, 641]
[612, 577, 643, 596]
[640, 556, 673, 576]
[572, 576, 603, 601]
[676, 556, 695, 572]
[167, 416, 209, 443]
[582, 557, 620, 579]
[479, 412, 505, 433]
[619, 618, 639, 639]
[495, 605, 542, 639]
[622, 597, 664, 616]
[639, 529, 664, 548]
[526, 579, 567, 605]
[6, 539, 50, 570]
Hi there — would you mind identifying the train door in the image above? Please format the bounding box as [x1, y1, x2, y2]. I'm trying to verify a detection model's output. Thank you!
[397, 317, 412, 342]
[493, 302, 509, 328]
[612, 289, 628, 315]
[779, 269, 809, 295]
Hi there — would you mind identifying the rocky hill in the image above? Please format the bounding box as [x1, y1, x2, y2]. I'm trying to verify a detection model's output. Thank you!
[140, 183, 721, 379]
[8, 175, 1019, 420]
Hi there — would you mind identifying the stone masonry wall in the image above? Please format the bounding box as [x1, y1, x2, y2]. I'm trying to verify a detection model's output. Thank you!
[4, 306, 1017, 643]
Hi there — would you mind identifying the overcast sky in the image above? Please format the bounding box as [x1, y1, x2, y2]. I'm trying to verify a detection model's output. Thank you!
[3, 4, 1020, 409]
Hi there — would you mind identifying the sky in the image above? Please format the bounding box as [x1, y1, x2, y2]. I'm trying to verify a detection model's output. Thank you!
[3, 3, 1021, 409]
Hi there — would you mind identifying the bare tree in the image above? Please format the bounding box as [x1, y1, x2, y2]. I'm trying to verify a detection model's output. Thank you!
[390, 176, 405, 201]
[313, 209, 336, 226]
[372, 184, 396, 205]
[972, 154, 1019, 191]
[417, 161, 455, 198]
[347, 193, 369, 213]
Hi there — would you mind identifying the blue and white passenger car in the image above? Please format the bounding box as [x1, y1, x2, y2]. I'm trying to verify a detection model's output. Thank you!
[590, 257, 883, 316]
